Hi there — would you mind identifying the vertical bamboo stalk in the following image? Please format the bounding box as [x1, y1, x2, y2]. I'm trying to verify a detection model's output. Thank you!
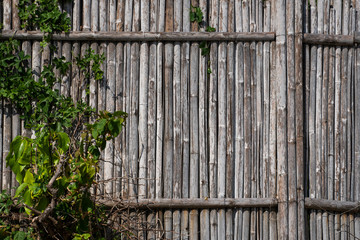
[138, 0, 150, 201]
[217, 1, 227, 239]
[286, 0, 297, 238]
[225, 1, 235, 239]
[72, 0, 80, 31]
[3, 0, 11, 30]
[308, 2, 317, 239]
[354, 0, 360, 237]
[327, 9, 335, 240]
[155, 2, 165, 238]
[114, 42, 123, 198]
[262, 2, 271, 239]
[321, 1, 330, 239]
[181, 1, 190, 236]
[109, 0, 116, 31]
[334, 1, 342, 239]
[2, 102, 11, 192]
[21, 41, 32, 138]
[163, 2, 174, 238]
[83, 0, 91, 31]
[12, 0, 19, 30]
[234, 0, 244, 238]
[199, 0, 210, 238]
[275, 0, 288, 238]
[104, 42, 115, 196]
[172, 1, 182, 239]
[209, 1, 219, 239]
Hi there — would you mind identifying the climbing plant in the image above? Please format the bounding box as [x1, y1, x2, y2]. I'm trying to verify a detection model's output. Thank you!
[0, 1, 129, 239]
[190, 5, 216, 74]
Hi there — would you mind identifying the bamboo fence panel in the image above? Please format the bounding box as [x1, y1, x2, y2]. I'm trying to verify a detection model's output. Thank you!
[2, 0, 360, 239]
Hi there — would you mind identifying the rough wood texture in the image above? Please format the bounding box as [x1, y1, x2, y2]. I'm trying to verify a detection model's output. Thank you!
[0, 30, 276, 42]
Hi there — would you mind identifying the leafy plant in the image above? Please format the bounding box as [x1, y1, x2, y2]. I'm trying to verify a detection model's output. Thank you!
[0, 1, 130, 239]
[189, 5, 216, 74]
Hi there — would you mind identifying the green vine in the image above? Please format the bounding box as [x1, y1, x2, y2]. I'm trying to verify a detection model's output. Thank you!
[190, 5, 216, 74]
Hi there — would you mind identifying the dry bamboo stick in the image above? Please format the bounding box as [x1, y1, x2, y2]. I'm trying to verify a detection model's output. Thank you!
[21, 41, 32, 138]
[0, 99, 2, 191]
[303, 33, 354, 46]
[172, 2, 182, 239]
[163, 41, 174, 240]
[189, 41, 199, 239]
[249, 41, 257, 240]
[83, 0, 91, 31]
[199, 0, 209, 238]
[315, 2, 325, 239]
[234, 1, 244, 239]
[275, 0, 288, 238]
[0, 30, 277, 42]
[104, 42, 115, 196]
[138, 0, 150, 202]
[114, 42, 123, 198]
[108, 0, 116, 32]
[2, 102, 11, 192]
[354, 4, 360, 237]
[12, 0, 19, 30]
[305, 198, 360, 213]
[217, 1, 228, 238]
[262, 2, 271, 240]
[327, 9, 336, 240]
[154, 32, 164, 240]
[285, 0, 297, 238]
[180, 40, 190, 240]
[334, 2, 343, 239]
[308, 3, 317, 238]
[80, 43, 89, 102]
[72, 0, 80, 31]
[209, 0, 219, 239]
[60, 42, 71, 98]
[321, 1, 330, 239]
[242, 42, 251, 240]
[3, 0, 11, 30]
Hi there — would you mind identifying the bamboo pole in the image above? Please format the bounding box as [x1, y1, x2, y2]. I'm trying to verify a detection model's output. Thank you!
[181, 2, 190, 237]
[234, 0, 244, 239]
[3, 0, 10, 30]
[155, 2, 165, 238]
[114, 42, 123, 198]
[104, 42, 115, 196]
[316, 1, 325, 239]
[172, 1, 182, 239]
[354, 1, 360, 237]
[138, 0, 150, 202]
[163, 2, 174, 238]
[275, 0, 288, 238]
[21, 41, 31, 138]
[308, 2, 317, 239]
[109, 0, 116, 32]
[2, 102, 11, 192]
[327, 8, 336, 240]
[0, 30, 277, 42]
[209, 1, 219, 238]
[334, 1, 343, 239]
[12, 0, 19, 30]
[217, 1, 228, 238]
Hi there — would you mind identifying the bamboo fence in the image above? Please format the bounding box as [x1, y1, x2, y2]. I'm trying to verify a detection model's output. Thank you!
[1, 0, 360, 239]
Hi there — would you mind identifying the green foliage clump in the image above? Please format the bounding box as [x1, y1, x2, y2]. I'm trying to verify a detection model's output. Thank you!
[18, 0, 71, 47]
[0, 1, 129, 239]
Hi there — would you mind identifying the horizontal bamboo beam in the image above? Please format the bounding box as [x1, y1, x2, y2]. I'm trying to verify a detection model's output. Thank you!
[303, 33, 355, 46]
[98, 198, 278, 209]
[305, 198, 360, 213]
[0, 30, 275, 42]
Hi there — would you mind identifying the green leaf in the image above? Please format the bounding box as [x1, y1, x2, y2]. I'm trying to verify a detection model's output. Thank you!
[13, 231, 26, 240]
[15, 183, 28, 197]
[24, 171, 34, 184]
[36, 197, 49, 212]
[56, 132, 70, 153]
[23, 190, 32, 207]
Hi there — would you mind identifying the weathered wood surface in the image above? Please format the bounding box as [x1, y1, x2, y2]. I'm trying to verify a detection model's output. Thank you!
[0, 30, 276, 41]
[1, 1, 360, 239]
